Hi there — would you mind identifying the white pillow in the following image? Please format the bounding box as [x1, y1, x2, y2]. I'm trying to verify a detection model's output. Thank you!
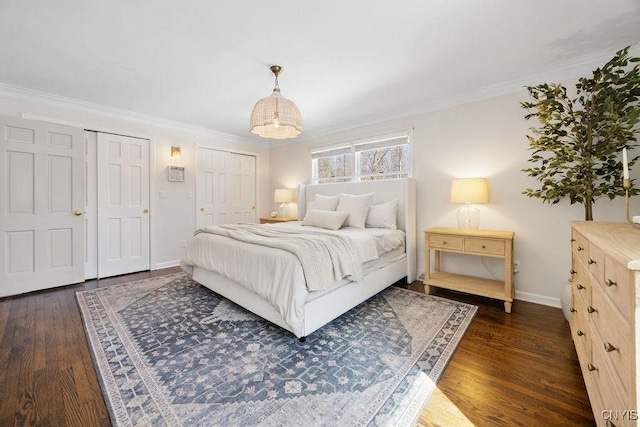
[366, 199, 399, 229]
[312, 194, 339, 211]
[302, 209, 349, 230]
[336, 193, 374, 228]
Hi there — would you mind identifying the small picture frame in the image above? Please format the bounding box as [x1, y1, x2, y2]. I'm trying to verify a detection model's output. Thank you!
[168, 166, 185, 182]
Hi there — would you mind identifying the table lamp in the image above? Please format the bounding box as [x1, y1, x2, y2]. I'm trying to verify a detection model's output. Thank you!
[450, 178, 489, 229]
[274, 188, 293, 217]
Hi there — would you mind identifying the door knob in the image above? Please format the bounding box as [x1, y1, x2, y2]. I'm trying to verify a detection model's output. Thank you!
[143, 209, 149, 214]
[74, 210, 83, 216]
[252, 206, 255, 210]
[200, 207, 205, 212]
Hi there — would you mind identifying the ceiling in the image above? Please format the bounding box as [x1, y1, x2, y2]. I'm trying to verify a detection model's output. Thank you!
[1, 0, 639, 145]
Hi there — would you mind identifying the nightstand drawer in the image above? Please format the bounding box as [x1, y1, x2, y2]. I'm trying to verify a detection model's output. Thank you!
[464, 237, 504, 256]
[428, 235, 464, 251]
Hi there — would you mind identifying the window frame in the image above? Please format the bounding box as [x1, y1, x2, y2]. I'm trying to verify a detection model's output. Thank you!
[310, 130, 413, 185]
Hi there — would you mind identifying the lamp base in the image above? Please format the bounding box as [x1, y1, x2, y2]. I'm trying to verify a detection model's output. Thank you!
[278, 203, 288, 218]
[457, 204, 480, 229]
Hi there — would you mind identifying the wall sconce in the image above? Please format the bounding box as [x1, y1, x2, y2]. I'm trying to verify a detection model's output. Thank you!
[171, 146, 181, 161]
[274, 188, 293, 217]
[450, 178, 489, 229]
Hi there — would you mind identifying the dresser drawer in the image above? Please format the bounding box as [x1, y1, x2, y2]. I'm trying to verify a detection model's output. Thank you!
[464, 237, 505, 256]
[571, 297, 590, 361]
[573, 258, 591, 307]
[591, 326, 634, 426]
[428, 234, 463, 251]
[589, 283, 631, 395]
[604, 254, 632, 322]
[572, 229, 589, 266]
[587, 243, 605, 286]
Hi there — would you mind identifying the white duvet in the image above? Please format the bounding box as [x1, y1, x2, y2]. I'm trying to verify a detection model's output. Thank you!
[182, 222, 405, 337]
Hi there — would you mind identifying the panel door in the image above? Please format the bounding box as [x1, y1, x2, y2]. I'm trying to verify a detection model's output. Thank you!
[196, 148, 229, 228]
[84, 131, 98, 279]
[97, 133, 150, 278]
[228, 153, 256, 223]
[0, 115, 84, 297]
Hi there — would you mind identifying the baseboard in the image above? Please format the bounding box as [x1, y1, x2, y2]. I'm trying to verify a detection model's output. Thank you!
[153, 260, 181, 270]
[515, 290, 561, 308]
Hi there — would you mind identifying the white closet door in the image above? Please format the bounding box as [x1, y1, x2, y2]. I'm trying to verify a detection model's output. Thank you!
[97, 133, 150, 277]
[196, 147, 256, 228]
[229, 153, 256, 223]
[0, 116, 84, 297]
[84, 131, 98, 279]
[197, 148, 229, 228]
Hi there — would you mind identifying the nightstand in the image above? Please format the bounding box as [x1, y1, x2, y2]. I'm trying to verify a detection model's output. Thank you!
[424, 227, 515, 313]
[259, 217, 298, 224]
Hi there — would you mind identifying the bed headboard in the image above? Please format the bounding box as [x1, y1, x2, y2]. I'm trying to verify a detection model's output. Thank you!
[298, 178, 417, 282]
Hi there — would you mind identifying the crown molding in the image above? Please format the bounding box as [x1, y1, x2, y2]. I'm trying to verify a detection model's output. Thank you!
[292, 44, 640, 144]
[0, 82, 263, 147]
[3, 43, 638, 150]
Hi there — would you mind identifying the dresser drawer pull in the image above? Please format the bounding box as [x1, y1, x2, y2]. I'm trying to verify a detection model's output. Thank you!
[586, 306, 597, 314]
[588, 258, 596, 265]
[569, 269, 576, 275]
[577, 330, 585, 336]
[576, 284, 585, 290]
[570, 308, 576, 313]
[577, 246, 584, 251]
[442, 241, 447, 245]
[481, 245, 486, 248]
[587, 363, 597, 372]
[605, 279, 617, 287]
[603, 342, 617, 352]
[570, 238, 576, 242]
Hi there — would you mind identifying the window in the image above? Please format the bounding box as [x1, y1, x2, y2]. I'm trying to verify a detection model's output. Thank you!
[311, 131, 411, 184]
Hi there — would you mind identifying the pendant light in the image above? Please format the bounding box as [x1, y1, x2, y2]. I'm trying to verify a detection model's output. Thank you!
[250, 65, 303, 139]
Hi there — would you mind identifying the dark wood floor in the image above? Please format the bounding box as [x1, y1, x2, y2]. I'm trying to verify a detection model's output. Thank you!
[0, 269, 594, 426]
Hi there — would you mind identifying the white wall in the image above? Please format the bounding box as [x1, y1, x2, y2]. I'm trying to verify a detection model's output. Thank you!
[0, 96, 271, 270]
[269, 86, 640, 307]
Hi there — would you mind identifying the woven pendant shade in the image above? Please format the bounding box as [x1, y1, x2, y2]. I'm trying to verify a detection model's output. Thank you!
[250, 65, 303, 139]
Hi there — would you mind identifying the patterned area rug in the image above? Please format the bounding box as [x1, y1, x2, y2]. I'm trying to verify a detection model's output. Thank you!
[77, 273, 476, 426]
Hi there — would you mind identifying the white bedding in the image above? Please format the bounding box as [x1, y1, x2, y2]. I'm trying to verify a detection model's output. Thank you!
[182, 223, 405, 338]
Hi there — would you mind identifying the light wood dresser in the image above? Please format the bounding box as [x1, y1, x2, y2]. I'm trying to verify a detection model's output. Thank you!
[570, 221, 639, 426]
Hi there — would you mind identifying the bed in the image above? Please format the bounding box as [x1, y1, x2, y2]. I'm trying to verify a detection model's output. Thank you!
[183, 178, 416, 340]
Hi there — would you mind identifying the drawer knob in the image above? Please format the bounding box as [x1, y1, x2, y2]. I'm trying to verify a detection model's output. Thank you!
[587, 363, 597, 372]
[588, 259, 596, 265]
[603, 342, 617, 352]
[605, 279, 617, 287]
[587, 306, 597, 314]
[569, 269, 576, 275]
[570, 238, 576, 242]
[570, 308, 576, 313]
[576, 284, 585, 290]
[577, 246, 584, 251]
[577, 330, 585, 336]
[442, 241, 447, 245]
[481, 245, 486, 248]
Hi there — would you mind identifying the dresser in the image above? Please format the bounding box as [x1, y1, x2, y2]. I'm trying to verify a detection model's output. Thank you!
[570, 222, 639, 426]
[424, 227, 515, 313]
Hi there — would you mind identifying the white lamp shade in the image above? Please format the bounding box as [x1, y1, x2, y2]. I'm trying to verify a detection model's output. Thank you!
[274, 188, 293, 203]
[250, 90, 303, 139]
[450, 178, 489, 203]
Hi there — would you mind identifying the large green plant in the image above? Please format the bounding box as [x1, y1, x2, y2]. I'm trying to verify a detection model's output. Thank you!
[521, 46, 640, 220]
